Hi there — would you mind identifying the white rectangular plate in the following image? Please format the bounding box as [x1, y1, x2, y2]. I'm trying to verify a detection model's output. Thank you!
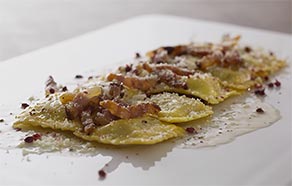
[0, 15, 291, 185]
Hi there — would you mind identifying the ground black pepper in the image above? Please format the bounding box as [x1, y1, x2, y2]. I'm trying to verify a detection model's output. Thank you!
[125, 64, 132, 72]
[75, 75, 83, 79]
[185, 127, 197, 134]
[21, 103, 29, 109]
[98, 169, 106, 179]
[268, 82, 274, 88]
[244, 46, 252, 53]
[135, 52, 141, 58]
[254, 89, 266, 96]
[62, 86, 68, 92]
[32, 133, 41, 140]
[256, 108, 264, 113]
[274, 80, 281, 87]
[24, 136, 34, 143]
[49, 88, 55, 94]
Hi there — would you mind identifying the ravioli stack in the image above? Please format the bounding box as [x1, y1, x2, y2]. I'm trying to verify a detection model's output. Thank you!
[13, 35, 286, 145]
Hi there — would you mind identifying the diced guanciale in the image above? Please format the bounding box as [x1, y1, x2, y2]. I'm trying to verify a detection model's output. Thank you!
[100, 100, 161, 119]
[107, 73, 157, 91]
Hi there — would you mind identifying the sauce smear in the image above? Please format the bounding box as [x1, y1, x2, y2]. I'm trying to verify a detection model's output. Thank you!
[179, 93, 280, 148]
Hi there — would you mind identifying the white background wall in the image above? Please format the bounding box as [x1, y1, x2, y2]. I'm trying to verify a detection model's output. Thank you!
[0, 0, 291, 62]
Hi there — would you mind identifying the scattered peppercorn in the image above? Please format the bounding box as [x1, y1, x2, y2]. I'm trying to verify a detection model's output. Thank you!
[21, 103, 29, 109]
[62, 86, 68, 92]
[49, 88, 55, 94]
[256, 108, 264, 113]
[24, 133, 42, 143]
[98, 169, 106, 179]
[254, 89, 266, 96]
[268, 82, 274, 88]
[24, 136, 34, 143]
[186, 127, 197, 134]
[75, 75, 83, 79]
[32, 133, 41, 140]
[125, 64, 132, 72]
[274, 80, 281, 87]
[264, 76, 269, 81]
[244, 46, 252, 53]
[0, 119, 4, 122]
[135, 52, 141, 58]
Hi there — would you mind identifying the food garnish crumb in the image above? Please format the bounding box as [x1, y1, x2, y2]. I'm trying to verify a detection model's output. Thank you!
[254, 89, 266, 96]
[98, 169, 106, 179]
[24, 133, 41, 143]
[24, 136, 34, 143]
[21, 103, 30, 109]
[185, 127, 197, 134]
[274, 80, 281, 87]
[62, 86, 68, 92]
[268, 82, 274, 88]
[75, 75, 83, 79]
[256, 108, 264, 113]
[135, 52, 141, 58]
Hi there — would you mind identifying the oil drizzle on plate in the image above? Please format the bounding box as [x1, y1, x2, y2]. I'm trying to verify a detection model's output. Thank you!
[179, 93, 280, 148]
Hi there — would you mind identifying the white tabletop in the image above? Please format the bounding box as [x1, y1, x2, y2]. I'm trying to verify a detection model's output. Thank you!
[0, 15, 291, 185]
[0, 0, 291, 62]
